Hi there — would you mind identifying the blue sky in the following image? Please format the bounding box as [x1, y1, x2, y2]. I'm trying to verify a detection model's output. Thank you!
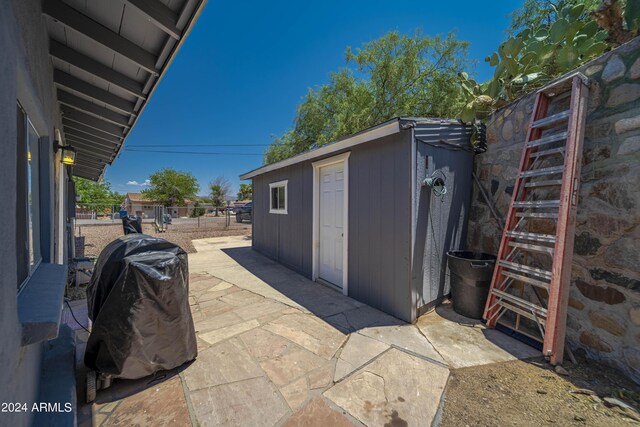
[106, 0, 523, 196]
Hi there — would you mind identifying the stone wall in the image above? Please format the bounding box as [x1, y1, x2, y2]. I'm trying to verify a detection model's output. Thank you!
[468, 37, 640, 382]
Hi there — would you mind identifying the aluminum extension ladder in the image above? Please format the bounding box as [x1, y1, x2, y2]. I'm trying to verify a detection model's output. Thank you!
[483, 72, 590, 365]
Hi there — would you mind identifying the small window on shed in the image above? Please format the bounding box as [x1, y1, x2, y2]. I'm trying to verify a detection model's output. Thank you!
[269, 180, 288, 214]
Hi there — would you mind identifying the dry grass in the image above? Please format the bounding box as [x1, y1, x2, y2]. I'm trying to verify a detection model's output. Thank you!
[440, 356, 640, 426]
[75, 220, 251, 257]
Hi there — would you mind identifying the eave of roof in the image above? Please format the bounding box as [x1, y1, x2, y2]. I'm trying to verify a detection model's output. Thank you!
[44, 0, 208, 181]
[239, 117, 465, 180]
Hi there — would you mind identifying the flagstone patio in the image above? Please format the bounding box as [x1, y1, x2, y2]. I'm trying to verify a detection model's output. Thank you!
[80, 235, 539, 426]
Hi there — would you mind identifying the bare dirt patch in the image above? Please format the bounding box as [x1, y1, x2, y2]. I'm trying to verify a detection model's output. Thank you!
[75, 220, 251, 257]
[440, 356, 640, 426]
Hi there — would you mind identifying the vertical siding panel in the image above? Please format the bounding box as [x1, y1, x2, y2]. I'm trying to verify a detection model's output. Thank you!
[250, 129, 418, 322]
[302, 167, 311, 273]
[394, 131, 412, 320]
[413, 122, 473, 315]
[345, 131, 413, 321]
[251, 167, 313, 277]
[379, 140, 394, 315]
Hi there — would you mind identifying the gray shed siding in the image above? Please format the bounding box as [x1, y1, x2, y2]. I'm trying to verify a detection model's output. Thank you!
[349, 130, 413, 320]
[253, 162, 314, 276]
[252, 131, 414, 321]
[412, 123, 474, 316]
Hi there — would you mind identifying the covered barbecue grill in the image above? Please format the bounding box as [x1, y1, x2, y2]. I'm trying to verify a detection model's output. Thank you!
[84, 234, 197, 401]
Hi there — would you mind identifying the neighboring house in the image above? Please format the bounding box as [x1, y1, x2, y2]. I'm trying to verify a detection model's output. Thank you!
[122, 193, 194, 218]
[1, 1, 206, 425]
[122, 192, 157, 218]
[240, 117, 474, 323]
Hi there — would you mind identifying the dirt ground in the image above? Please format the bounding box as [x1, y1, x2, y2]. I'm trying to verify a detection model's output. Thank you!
[440, 355, 640, 427]
[74, 220, 251, 257]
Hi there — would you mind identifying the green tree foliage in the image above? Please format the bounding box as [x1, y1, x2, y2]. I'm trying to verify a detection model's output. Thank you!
[460, 0, 640, 123]
[627, 0, 640, 32]
[237, 183, 252, 200]
[264, 31, 471, 163]
[508, 0, 602, 35]
[209, 176, 231, 216]
[73, 176, 123, 207]
[142, 168, 199, 207]
[191, 200, 206, 217]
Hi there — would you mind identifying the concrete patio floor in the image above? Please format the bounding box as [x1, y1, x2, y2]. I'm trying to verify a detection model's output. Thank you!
[83, 235, 539, 426]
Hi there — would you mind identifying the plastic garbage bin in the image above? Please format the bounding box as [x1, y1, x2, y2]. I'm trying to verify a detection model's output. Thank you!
[122, 216, 142, 234]
[446, 251, 497, 319]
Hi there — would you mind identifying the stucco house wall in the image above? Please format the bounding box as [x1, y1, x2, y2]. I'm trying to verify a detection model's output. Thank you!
[1, 1, 69, 425]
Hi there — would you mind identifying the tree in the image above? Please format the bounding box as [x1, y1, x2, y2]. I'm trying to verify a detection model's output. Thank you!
[73, 176, 123, 208]
[209, 176, 231, 216]
[507, 0, 602, 35]
[143, 168, 199, 207]
[264, 31, 471, 163]
[237, 183, 252, 201]
[191, 200, 206, 217]
[459, 0, 640, 124]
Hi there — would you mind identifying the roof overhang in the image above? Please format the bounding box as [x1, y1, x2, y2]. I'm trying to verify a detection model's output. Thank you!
[240, 118, 403, 180]
[239, 117, 469, 180]
[44, 0, 207, 181]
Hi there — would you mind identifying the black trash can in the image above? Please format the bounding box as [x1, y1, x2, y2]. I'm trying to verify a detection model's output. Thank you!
[447, 251, 497, 319]
[122, 216, 142, 234]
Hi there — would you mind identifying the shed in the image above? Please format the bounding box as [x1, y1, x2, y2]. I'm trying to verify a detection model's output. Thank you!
[240, 117, 475, 322]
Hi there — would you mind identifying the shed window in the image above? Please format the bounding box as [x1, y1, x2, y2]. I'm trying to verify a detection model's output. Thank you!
[269, 180, 288, 214]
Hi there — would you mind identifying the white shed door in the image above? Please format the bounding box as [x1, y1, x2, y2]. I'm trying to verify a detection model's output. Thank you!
[319, 162, 344, 288]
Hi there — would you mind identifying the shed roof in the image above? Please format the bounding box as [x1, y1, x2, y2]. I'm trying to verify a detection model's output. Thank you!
[240, 117, 466, 180]
[44, 0, 207, 181]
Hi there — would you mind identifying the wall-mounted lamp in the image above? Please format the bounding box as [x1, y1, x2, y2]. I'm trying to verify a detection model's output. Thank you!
[53, 127, 76, 165]
[53, 144, 77, 165]
[61, 146, 77, 165]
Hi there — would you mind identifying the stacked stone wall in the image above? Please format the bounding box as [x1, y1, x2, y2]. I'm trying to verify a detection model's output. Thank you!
[469, 37, 640, 382]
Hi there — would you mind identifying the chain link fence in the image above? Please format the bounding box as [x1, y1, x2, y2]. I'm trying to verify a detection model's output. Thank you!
[74, 202, 252, 258]
[75, 203, 250, 231]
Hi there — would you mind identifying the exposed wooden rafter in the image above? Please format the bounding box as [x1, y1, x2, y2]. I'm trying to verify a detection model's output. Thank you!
[62, 119, 123, 145]
[123, 0, 182, 40]
[54, 70, 136, 115]
[57, 90, 131, 128]
[63, 127, 121, 150]
[61, 107, 126, 138]
[50, 41, 147, 100]
[45, 0, 208, 180]
[43, 0, 159, 74]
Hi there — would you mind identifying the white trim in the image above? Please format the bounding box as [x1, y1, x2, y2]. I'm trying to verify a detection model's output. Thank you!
[268, 180, 288, 214]
[241, 120, 400, 180]
[312, 152, 350, 296]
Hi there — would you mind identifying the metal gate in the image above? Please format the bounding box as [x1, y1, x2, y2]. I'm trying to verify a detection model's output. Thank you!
[154, 205, 167, 232]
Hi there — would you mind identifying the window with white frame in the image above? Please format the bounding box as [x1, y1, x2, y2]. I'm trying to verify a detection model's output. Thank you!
[17, 104, 42, 289]
[269, 180, 288, 214]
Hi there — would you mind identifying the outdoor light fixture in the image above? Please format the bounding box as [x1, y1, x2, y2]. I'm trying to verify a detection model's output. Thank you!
[54, 144, 77, 165]
[53, 127, 77, 165]
[61, 146, 77, 165]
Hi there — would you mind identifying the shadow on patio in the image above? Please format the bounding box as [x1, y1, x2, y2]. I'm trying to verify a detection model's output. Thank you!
[77, 235, 544, 427]
[220, 243, 540, 368]
[220, 245, 407, 333]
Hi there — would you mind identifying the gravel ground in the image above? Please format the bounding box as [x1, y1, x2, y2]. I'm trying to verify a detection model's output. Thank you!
[75, 219, 251, 257]
[440, 355, 640, 426]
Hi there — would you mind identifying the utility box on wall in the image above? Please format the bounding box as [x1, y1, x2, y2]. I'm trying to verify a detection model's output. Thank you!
[241, 117, 474, 322]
